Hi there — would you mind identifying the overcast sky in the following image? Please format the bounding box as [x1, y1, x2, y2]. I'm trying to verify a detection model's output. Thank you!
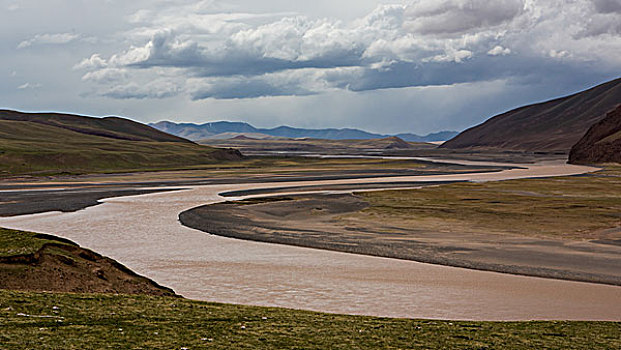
[1, 0, 620, 134]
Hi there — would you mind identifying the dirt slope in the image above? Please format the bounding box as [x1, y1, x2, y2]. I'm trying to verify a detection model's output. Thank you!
[441, 78, 621, 152]
[569, 105, 621, 164]
[0, 228, 176, 296]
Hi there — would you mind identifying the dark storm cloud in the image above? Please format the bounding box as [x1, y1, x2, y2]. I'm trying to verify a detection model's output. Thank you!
[593, 0, 621, 13]
[327, 54, 619, 93]
[403, 0, 524, 35]
[190, 78, 315, 99]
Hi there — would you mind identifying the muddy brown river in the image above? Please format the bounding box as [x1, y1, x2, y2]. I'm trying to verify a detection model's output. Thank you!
[1, 160, 620, 321]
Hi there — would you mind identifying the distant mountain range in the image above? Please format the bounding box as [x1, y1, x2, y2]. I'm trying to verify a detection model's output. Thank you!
[442, 77, 621, 153]
[149, 121, 458, 142]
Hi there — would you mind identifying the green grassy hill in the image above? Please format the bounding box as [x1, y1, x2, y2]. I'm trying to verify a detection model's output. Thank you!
[0, 110, 242, 176]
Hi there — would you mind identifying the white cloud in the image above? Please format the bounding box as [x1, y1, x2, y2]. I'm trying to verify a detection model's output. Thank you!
[48, 0, 619, 103]
[81, 68, 128, 83]
[487, 45, 511, 56]
[548, 49, 570, 59]
[424, 49, 473, 63]
[17, 82, 42, 89]
[17, 32, 81, 49]
[74, 54, 108, 70]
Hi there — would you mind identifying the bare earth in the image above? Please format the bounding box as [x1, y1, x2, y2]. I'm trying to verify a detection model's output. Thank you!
[0, 231, 176, 296]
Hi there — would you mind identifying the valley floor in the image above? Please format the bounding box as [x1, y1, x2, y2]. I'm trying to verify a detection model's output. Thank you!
[0, 157, 620, 348]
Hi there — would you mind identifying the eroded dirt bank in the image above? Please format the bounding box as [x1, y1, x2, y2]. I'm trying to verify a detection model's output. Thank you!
[0, 228, 176, 296]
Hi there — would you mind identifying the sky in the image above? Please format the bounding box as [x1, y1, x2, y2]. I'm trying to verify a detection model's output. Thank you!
[1, 0, 620, 135]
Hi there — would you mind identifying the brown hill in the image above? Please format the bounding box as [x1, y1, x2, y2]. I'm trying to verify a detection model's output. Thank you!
[441, 78, 621, 153]
[0, 228, 176, 296]
[231, 134, 258, 140]
[374, 136, 413, 149]
[0, 110, 190, 143]
[0, 110, 242, 176]
[569, 105, 621, 164]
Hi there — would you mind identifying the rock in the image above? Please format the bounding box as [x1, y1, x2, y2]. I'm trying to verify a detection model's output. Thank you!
[569, 105, 621, 164]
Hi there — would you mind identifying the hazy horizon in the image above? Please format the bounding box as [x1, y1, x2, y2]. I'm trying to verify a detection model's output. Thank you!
[2, 0, 620, 134]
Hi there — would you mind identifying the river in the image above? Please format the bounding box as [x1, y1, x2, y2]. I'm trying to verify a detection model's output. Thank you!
[1, 160, 619, 321]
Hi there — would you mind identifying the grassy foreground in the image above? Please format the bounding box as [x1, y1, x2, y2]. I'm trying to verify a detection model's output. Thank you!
[350, 166, 621, 240]
[0, 290, 619, 349]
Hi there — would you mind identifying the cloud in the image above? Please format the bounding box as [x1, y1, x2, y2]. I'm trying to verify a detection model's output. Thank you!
[424, 49, 473, 63]
[190, 78, 312, 100]
[487, 45, 511, 56]
[73, 0, 621, 100]
[100, 81, 180, 99]
[593, 0, 621, 13]
[576, 1, 621, 38]
[17, 32, 81, 49]
[403, 0, 524, 35]
[548, 49, 570, 59]
[17, 82, 42, 89]
[188, 67, 337, 99]
[74, 54, 108, 70]
[124, 29, 205, 67]
[81, 68, 128, 83]
[108, 19, 367, 75]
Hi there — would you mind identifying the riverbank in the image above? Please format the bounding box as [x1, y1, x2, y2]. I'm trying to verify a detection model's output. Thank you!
[0, 157, 504, 217]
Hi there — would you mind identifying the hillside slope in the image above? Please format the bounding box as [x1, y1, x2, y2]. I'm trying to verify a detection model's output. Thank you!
[441, 78, 621, 152]
[569, 105, 621, 164]
[0, 110, 242, 176]
[0, 228, 175, 296]
[0, 110, 190, 143]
